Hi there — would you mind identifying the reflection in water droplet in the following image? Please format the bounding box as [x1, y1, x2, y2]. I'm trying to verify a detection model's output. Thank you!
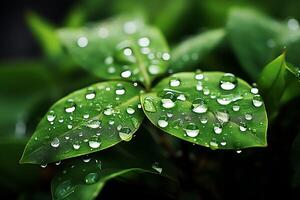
[126, 106, 135, 114]
[119, 127, 132, 141]
[191, 98, 207, 113]
[89, 136, 101, 148]
[51, 137, 60, 148]
[252, 95, 263, 107]
[87, 120, 101, 129]
[251, 87, 259, 94]
[123, 48, 132, 56]
[161, 92, 176, 109]
[232, 103, 240, 111]
[169, 78, 181, 87]
[152, 162, 162, 174]
[144, 97, 156, 112]
[73, 141, 80, 150]
[77, 36, 88, 48]
[85, 89, 96, 100]
[185, 123, 199, 137]
[213, 124, 222, 134]
[239, 122, 247, 132]
[121, 70, 132, 78]
[47, 110, 56, 122]
[65, 101, 76, 113]
[85, 172, 99, 184]
[158, 115, 168, 128]
[245, 113, 253, 121]
[219, 73, 237, 90]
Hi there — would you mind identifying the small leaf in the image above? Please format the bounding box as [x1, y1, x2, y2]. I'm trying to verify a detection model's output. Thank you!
[20, 81, 144, 164]
[51, 130, 177, 200]
[26, 11, 62, 59]
[170, 29, 225, 72]
[58, 17, 170, 89]
[258, 53, 300, 119]
[141, 71, 268, 149]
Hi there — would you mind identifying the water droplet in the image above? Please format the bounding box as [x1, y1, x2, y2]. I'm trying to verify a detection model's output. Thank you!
[252, 95, 263, 107]
[47, 111, 56, 122]
[191, 98, 207, 113]
[184, 123, 199, 137]
[87, 120, 101, 129]
[121, 70, 132, 78]
[138, 37, 150, 47]
[219, 73, 237, 90]
[209, 141, 218, 149]
[203, 88, 210, 95]
[124, 21, 137, 34]
[236, 150, 242, 154]
[161, 92, 176, 109]
[239, 122, 247, 132]
[148, 65, 160, 75]
[82, 156, 91, 163]
[51, 137, 60, 148]
[54, 180, 75, 199]
[55, 161, 61, 165]
[216, 96, 232, 105]
[158, 115, 168, 128]
[177, 94, 186, 101]
[245, 113, 253, 121]
[85, 89, 96, 100]
[104, 107, 113, 115]
[85, 172, 99, 184]
[162, 52, 170, 61]
[98, 27, 109, 38]
[213, 124, 222, 134]
[126, 106, 135, 114]
[119, 127, 132, 141]
[88, 136, 101, 149]
[220, 141, 227, 146]
[152, 162, 162, 173]
[77, 36, 88, 48]
[200, 117, 208, 124]
[143, 97, 156, 112]
[251, 87, 259, 94]
[83, 114, 90, 119]
[169, 78, 181, 87]
[287, 18, 299, 31]
[67, 124, 73, 129]
[195, 71, 204, 80]
[40, 163, 47, 168]
[232, 103, 240, 111]
[215, 110, 229, 124]
[73, 141, 80, 150]
[196, 82, 203, 91]
[65, 101, 76, 113]
[115, 85, 126, 95]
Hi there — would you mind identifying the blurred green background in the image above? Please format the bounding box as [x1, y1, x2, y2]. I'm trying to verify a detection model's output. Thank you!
[0, 0, 300, 199]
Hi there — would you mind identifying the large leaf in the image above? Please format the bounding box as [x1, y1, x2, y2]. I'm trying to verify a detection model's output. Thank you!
[58, 17, 170, 89]
[140, 71, 268, 149]
[170, 29, 225, 72]
[20, 81, 144, 164]
[51, 130, 178, 200]
[0, 61, 57, 137]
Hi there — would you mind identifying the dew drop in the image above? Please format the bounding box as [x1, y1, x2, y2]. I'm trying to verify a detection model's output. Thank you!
[148, 65, 160, 75]
[252, 95, 263, 107]
[51, 137, 60, 148]
[87, 120, 101, 129]
[85, 172, 99, 184]
[219, 73, 237, 90]
[184, 123, 199, 137]
[121, 70, 132, 78]
[124, 21, 137, 34]
[196, 82, 203, 91]
[115, 85, 126, 95]
[213, 124, 222, 134]
[77, 36, 88, 48]
[138, 37, 150, 47]
[88, 136, 101, 149]
[83, 114, 90, 119]
[143, 97, 156, 112]
[191, 98, 208, 113]
[104, 107, 113, 115]
[162, 52, 170, 61]
[73, 141, 80, 150]
[195, 71, 204, 80]
[126, 106, 135, 114]
[119, 127, 132, 141]
[232, 103, 240, 111]
[215, 110, 229, 124]
[47, 111, 56, 122]
[65, 101, 76, 113]
[161, 92, 176, 109]
[239, 122, 247, 132]
[251, 87, 259, 94]
[169, 78, 181, 87]
[245, 113, 253, 121]
[123, 48, 133, 56]
[158, 115, 168, 128]
[85, 89, 96, 100]
[152, 162, 162, 174]
[177, 94, 186, 101]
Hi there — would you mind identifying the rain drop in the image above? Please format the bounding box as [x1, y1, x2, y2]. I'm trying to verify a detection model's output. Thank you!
[219, 73, 237, 90]
[65, 101, 76, 113]
[143, 97, 156, 112]
[51, 137, 60, 148]
[119, 127, 132, 141]
[87, 120, 101, 129]
[126, 106, 135, 114]
[152, 162, 162, 174]
[191, 98, 208, 113]
[161, 92, 176, 109]
[169, 78, 181, 87]
[138, 37, 150, 47]
[213, 124, 222, 134]
[47, 111, 56, 122]
[252, 95, 263, 107]
[158, 115, 168, 128]
[121, 70, 132, 78]
[88, 136, 101, 149]
[77, 36, 88, 48]
[184, 123, 200, 137]
[85, 89, 96, 100]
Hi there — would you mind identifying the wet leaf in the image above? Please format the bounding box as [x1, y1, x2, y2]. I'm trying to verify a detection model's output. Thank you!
[170, 29, 225, 72]
[141, 71, 268, 149]
[20, 81, 144, 164]
[58, 17, 170, 89]
[51, 130, 178, 200]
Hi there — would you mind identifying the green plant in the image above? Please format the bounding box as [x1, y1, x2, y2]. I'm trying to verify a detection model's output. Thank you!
[2, 4, 298, 200]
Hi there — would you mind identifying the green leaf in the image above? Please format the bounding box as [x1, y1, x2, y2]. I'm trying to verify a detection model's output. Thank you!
[258, 54, 300, 119]
[227, 7, 283, 79]
[20, 81, 144, 164]
[0, 61, 57, 137]
[51, 130, 177, 200]
[58, 17, 170, 89]
[26, 12, 62, 59]
[140, 71, 268, 149]
[0, 137, 41, 191]
[170, 29, 225, 72]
